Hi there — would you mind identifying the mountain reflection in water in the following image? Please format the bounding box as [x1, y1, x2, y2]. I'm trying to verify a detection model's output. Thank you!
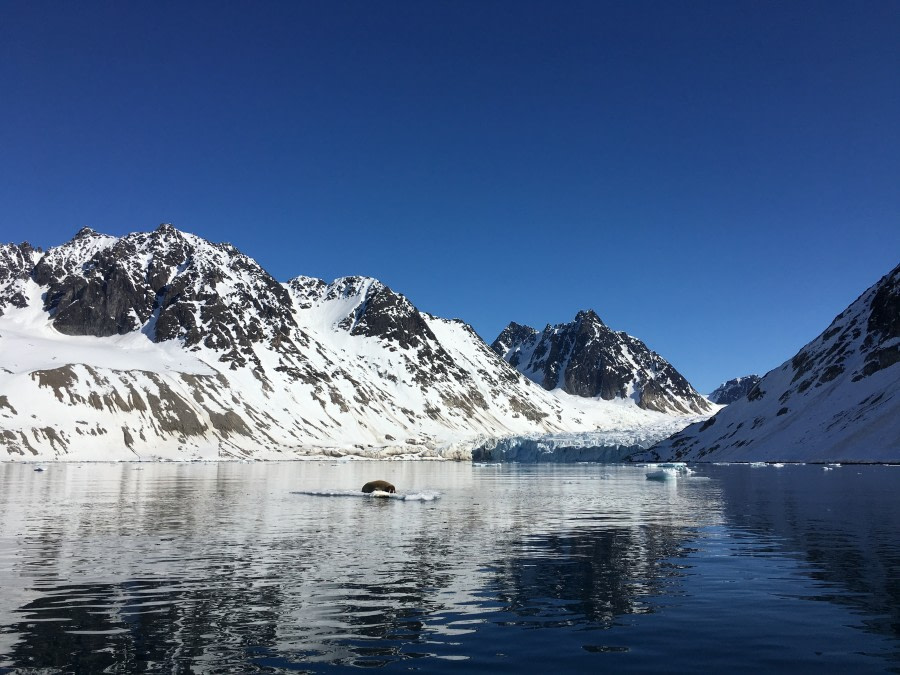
[0, 461, 897, 672]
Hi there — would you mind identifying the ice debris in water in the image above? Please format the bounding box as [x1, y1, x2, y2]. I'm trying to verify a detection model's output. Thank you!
[645, 462, 693, 481]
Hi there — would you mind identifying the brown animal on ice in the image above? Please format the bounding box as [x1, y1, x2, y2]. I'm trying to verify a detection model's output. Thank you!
[361, 480, 396, 494]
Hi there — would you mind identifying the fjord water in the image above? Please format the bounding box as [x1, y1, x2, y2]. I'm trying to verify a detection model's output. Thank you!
[0, 462, 898, 673]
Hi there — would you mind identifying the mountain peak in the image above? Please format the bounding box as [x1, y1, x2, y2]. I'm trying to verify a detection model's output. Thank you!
[28, 226, 298, 373]
[494, 313, 712, 415]
[491, 322, 539, 360]
[73, 226, 99, 239]
[153, 223, 183, 237]
[574, 309, 605, 326]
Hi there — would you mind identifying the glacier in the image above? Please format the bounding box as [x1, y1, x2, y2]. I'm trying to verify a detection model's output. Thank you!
[469, 418, 703, 463]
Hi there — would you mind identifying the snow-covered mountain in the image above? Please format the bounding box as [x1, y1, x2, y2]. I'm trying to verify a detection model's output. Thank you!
[638, 263, 900, 463]
[491, 310, 713, 415]
[0, 225, 702, 461]
[708, 375, 761, 405]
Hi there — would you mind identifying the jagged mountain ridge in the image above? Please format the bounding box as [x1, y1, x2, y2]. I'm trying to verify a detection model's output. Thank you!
[0, 224, 700, 461]
[492, 310, 713, 415]
[638, 262, 900, 462]
[708, 375, 762, 405]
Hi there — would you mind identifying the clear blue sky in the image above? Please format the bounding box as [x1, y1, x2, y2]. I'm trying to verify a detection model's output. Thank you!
[1, 1, 898, 393]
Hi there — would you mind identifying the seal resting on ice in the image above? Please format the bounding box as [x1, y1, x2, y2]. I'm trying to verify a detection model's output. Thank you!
[361, 480, 396, 494]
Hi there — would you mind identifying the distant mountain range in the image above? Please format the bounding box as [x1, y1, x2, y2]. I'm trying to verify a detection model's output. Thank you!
[708, 376, 761, 405]
[639, 262, 900, 463]
[0, 225, 707, 461]
[2, 225, 896, 463]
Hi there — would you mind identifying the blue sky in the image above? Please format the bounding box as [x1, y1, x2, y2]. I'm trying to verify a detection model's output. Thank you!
[1, 1, 898, 393]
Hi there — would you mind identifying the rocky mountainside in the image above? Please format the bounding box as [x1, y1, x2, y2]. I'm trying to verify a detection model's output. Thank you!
[492, 310, 713, 415]
[638, 263, 900, 462]
[0, 225, 699, 461]
[708, 375, 761, 405]
[0, 241, 39, 316]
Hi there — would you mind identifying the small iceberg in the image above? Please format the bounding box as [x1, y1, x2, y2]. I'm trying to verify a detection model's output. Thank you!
[645, 463, 692, 481]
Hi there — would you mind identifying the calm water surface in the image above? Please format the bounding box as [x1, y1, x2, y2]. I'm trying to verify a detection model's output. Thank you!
[0, 461, 898, 673]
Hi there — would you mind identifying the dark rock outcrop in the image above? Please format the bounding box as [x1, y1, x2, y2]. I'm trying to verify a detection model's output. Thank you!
[708, 376, 762, 405]
[0, 242, 39, 316]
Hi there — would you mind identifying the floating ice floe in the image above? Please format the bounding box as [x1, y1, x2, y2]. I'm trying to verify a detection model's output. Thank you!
[290, 489, 440, 501]
[645, 462, 693, 481]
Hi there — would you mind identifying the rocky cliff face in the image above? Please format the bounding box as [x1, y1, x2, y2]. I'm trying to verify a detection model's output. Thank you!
[708, 375, 761, 405]
[0, 242, 39, 316]
[639, 263, 900, 462]
[1, 225, 694, 461]
[492, 310, 712, 415]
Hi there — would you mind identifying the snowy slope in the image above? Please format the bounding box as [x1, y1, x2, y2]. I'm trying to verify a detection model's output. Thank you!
[492, 310, 713, 415]
[0, 225, 702, 461]
[637, 263, 900, 463]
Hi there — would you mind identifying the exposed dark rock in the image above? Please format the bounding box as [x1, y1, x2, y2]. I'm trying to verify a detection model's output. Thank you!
[856, 343, 900, 380]
[867, 268, 900, 340]
[491, 322, 539, 366]
[0, 396, 16, 415]
[747, 384, 765, 401]
[145, 378, 208, 436]
[343, 280, 437, 351]
[32, 366, 81, 403]
[208, 410, 252, 437]
[708, 375, 761, 405]
[0, 242, 38, 316]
